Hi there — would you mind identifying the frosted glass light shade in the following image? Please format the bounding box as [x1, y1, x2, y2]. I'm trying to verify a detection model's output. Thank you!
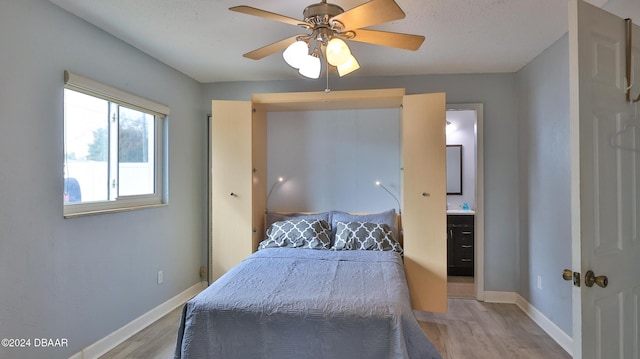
[337, 55, 360, 77]
[326, 38, 351, 66]
[298, 55, 321, 79]
[283, 41, 308, 69]
[446, 121, 458, 134]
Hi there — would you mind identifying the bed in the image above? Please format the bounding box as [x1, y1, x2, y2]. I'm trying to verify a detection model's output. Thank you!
[174, 210, 441, 359]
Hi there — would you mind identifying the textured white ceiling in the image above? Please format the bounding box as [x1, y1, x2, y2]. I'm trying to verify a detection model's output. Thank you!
[47, 0, 609, 83]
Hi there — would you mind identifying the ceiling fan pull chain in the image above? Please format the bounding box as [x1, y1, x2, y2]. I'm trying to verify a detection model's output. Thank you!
[325, 61, 331, 93]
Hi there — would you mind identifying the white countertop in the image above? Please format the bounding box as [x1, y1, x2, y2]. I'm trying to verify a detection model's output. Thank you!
[447, 209, 475, 215]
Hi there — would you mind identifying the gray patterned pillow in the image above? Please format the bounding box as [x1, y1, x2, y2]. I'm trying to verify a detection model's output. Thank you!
[331, 209, 398, 240]
[258, 219, 332, 250]
[332, 221, 403, 254]
[265, 211, 332, 230]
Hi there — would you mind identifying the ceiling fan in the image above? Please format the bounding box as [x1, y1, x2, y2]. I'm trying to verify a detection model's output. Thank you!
[229, 0, 425, 79]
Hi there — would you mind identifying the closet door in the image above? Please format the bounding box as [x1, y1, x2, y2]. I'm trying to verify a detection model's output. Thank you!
[211, 100, 254, 282]
[402, 93, 447, 313]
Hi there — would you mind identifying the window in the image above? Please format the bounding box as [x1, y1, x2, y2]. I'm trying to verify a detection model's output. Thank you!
[63, 71, 168, 217]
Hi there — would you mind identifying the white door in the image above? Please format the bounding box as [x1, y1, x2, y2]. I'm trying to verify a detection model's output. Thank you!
[569, 1, 640, 358]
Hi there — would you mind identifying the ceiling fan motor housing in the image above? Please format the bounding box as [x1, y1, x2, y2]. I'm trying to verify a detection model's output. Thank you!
[303, 1, 344, 27]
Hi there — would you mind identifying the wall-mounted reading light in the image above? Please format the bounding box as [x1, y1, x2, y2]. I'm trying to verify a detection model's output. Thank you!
[375, 181, 401, 214]
[266, 177, 285, 211]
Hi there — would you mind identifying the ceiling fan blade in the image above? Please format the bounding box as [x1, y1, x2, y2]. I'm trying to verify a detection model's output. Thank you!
[331, 0, 405, 31]
[350, 29, 424, 51]
[230, 6, 307, 28]
[243, 35, 300, 60]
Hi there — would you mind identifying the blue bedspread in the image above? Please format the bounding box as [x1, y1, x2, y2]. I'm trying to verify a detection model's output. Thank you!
[174, 248, 441, 359]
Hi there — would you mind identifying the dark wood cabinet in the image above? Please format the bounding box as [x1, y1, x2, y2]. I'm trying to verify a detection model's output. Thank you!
[447, 214, 474, 276]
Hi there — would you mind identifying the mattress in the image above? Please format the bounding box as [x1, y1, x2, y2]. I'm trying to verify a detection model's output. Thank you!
[174, 248, 441, 359]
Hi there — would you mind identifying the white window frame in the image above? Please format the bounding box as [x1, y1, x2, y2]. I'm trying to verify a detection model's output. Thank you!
[63, 70, 169, 218]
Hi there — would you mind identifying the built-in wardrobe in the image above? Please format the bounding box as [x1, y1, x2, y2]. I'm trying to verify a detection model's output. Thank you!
[210, 88, 448, 313]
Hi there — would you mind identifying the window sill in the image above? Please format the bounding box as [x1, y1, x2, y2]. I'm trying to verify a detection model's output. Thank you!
[63, 203, 167, 218]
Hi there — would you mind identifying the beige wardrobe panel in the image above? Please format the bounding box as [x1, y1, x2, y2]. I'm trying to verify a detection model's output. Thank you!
[211, 100, 254, 282]
[402, 93, 447, 313]
[251, 108, 267, 251]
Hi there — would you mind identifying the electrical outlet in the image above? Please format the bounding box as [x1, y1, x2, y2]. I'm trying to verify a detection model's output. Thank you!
[537, 275, 542, 290]
[157, 270, 163, 284]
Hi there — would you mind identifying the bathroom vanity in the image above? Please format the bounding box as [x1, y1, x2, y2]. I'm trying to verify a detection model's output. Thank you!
[447, 211, 474, 276]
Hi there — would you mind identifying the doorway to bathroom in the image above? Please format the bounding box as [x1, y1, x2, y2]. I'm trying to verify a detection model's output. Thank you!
[445, 104, 484, 300]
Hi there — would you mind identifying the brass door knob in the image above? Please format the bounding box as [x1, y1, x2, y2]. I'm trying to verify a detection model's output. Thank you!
[585, 270, 608, 288]
[563, 269, 581, 287]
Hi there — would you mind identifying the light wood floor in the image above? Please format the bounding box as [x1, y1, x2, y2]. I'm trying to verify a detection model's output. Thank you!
[99, 306, 181, 359]
[416, 300, 571, 359]
[448, 276, 475, 299]
[100, 299, 571, 359]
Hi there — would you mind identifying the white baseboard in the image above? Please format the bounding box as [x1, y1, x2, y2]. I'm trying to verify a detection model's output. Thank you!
[514, 294, 573, 356]
[483, 290, 517, 303]
[69, 281, 207, 359]
[483, 291, 572, 356]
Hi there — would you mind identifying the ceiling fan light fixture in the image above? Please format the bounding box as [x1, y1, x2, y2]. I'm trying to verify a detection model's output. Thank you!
[232, 0, 423, 79]
[283, 40, 309, 69]
[298, 53, 321, 79]
[337, 54, 359, 77]
[326, 37, 351, 66]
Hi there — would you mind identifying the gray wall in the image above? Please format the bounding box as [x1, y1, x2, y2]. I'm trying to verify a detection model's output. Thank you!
[516, 34, 572, 335]
[202, 73, 520, 292]
[267, 108, 401, 213]
[0, 1, 206, 358]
